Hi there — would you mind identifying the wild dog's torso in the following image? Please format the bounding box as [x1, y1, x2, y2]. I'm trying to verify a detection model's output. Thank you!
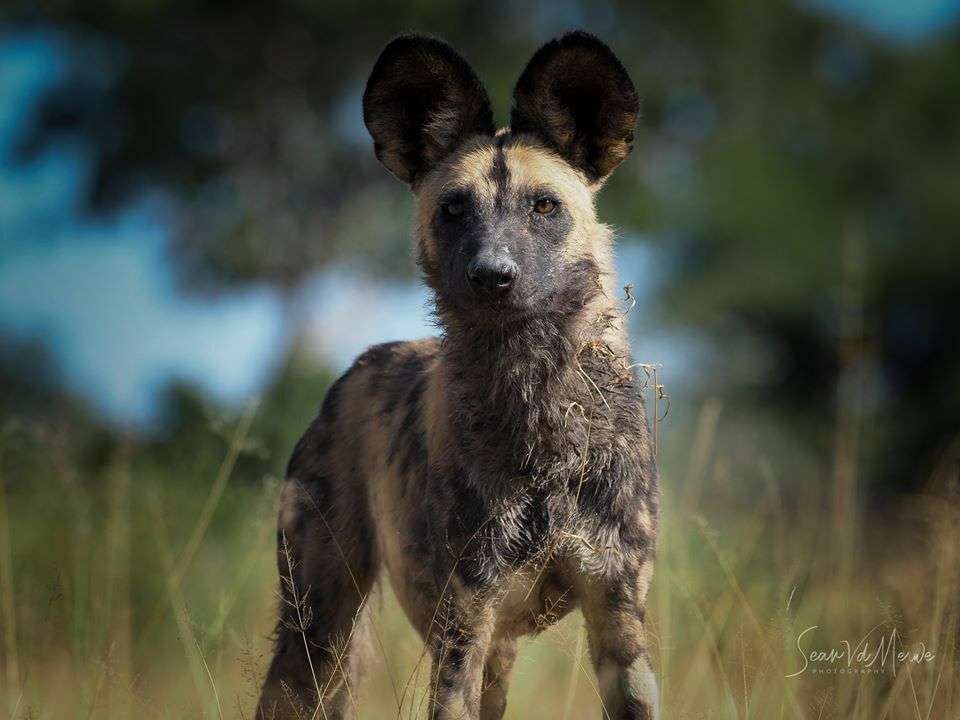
[311, 296, 659, 647]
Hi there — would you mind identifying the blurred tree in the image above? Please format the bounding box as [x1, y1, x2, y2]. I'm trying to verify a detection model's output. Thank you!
[8, 1, 559, 288]
[4, 0, 960, 493]
[616, 1, 960, 493]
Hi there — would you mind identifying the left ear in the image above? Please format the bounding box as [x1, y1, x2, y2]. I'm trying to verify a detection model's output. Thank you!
[510, 31, 639, 185]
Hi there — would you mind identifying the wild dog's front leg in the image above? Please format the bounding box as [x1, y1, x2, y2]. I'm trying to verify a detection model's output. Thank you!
[427, 598, 496, 720]
[479, 639, 517, 720]
[580, 556, 658, 720]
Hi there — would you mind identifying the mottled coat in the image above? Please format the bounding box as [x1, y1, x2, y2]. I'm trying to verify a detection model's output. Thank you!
[258, 31, 660, 720]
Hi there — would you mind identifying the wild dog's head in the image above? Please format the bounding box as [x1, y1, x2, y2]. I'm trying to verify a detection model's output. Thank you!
[363, 32, 639, 326]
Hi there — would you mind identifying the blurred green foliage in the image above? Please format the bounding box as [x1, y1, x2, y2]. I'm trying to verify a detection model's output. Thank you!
[3, 0, 960, 495]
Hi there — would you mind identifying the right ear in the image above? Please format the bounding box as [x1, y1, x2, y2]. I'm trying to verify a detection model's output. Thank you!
[363, 35, 495, 185]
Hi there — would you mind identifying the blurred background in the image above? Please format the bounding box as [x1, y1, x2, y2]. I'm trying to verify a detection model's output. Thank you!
[2, 1, 959, 718]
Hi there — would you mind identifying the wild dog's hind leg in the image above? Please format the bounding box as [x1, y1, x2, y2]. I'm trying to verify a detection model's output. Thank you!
[257, 454, 378, 719]
[580, 555, 658, 720]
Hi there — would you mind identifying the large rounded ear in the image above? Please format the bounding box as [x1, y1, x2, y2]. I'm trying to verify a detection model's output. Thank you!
[510, 31, 639, 184]
[363, 35, 495, 185]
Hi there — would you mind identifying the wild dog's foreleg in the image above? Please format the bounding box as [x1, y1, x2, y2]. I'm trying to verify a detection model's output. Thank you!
[479, 639, 517, 720]
[426, 598, 497, 720]
[580, 554, 658, 720]
[257, 475, 378, 720]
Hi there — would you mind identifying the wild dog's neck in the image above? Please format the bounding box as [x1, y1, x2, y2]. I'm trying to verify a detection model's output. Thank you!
[427, 238, 643, 488]
[435, 286, 636, 487]
[438, 285, 630, 420]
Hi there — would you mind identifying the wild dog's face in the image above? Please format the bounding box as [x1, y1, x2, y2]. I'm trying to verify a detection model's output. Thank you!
[363, 32, 639, 322]
[411, 136, 600, 319]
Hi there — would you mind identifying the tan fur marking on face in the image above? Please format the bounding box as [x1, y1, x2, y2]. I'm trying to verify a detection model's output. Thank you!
[501, 143, 592, 207]
[503, 140, 617, 299]
[445, 145, 499, 199]
[414, 137, 497, 267]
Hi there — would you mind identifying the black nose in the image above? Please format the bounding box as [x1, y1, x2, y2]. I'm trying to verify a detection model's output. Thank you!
[467, 257, 518, 296]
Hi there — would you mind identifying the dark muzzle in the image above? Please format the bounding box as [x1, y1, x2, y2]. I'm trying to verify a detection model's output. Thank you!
[466, 256, 519, 297]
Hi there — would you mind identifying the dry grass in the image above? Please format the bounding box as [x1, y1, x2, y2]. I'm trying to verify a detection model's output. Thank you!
[1, 400, 958, 720]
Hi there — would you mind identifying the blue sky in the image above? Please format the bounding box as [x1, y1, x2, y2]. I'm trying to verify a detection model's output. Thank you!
[0, 206, 287, 425]
[1, 1, 957, 429]
[0, 34, 288, 426]
[804, 0, 960, 42]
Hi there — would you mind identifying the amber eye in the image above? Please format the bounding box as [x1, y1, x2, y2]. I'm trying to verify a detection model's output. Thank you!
[444, 201, 465, 217]
[534, 198, 557, 215]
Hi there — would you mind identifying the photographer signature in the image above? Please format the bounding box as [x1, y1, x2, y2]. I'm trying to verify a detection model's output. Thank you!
[786, 623, 935, 677]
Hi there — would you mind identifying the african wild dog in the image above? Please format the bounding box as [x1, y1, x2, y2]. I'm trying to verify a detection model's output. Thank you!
[258, 31, 659, 720]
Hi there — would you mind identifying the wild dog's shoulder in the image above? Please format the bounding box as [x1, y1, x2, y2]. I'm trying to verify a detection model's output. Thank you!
[349, 337, 440, 402]
[322, 337, 440, 420]
[352, 337, 441, 375]
[285, 338, 441, 486]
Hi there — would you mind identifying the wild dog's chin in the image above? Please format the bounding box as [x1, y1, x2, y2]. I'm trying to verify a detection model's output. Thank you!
[474, 300, 540, 328]
[433, 297, 531, 330]
[442, 292, 592, 336]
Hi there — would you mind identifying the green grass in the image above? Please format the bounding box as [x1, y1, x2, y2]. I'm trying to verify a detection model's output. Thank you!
[1, 400, 957, 719]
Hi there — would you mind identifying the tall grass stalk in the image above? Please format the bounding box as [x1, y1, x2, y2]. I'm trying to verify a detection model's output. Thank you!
[147, 488, 225, 719]
[105, 447, 133, 711]
[138, 400, 259, 649]
[0, 460, 19, 715]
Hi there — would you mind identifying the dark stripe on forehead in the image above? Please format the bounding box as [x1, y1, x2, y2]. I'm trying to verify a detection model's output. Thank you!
[490, 134, 510, 210]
